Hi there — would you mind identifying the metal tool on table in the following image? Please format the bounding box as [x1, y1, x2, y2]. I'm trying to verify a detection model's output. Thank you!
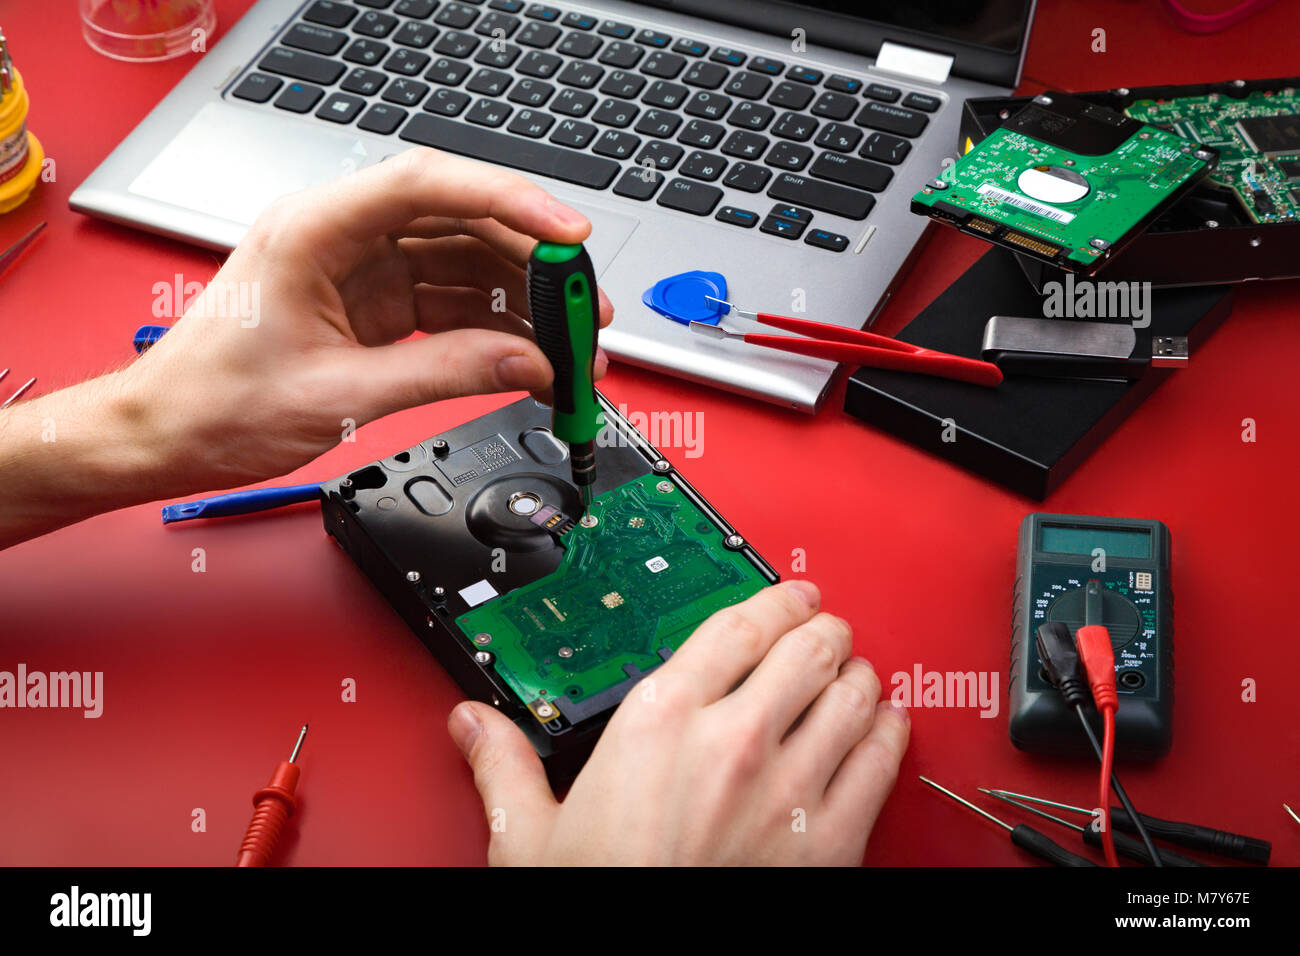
[692, 295, 1005, 387]
[982, 315, 1190, 380]
[525, 241, 603, 514]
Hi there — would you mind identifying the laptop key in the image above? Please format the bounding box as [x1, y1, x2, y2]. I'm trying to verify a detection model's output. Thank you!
[678, 119, 725, 149]
[285, 23, 347, 56]
[680, 150, 727, 182]
[467, 68, 512, 96]
[598, 41, 643, 68]
[508, 78, 555, 106]
[749, 56, 784, 75]
[382, 77, 430, 105]
[787, 66, 822, 85]
[517, 50, 562, 77]
[770, 203, 812, 223]
[598, 20, 634, 39]
[592, 98, 638, 128]
[860, 132, 910, 164]
[274, 82, 325, 113]
[356, 0, 396, 7]
[721, 129, 769, 160]
[723, 161, 771, 192]
[260, 47, 346, 85]
[518, 21, 561, 47]
[641, 51, 687, 79]
[395, 0, 437, 16]
[766, 140, 813, 170]
[562, 11, 597, 30]
[435, 3, 479, 28]
[815, 122, 862, 153]
[557, 60, 603, 88]
[658, 178, 723, 215]
[490, 0, 524, 10]
[475, 12, 521, 37]
[433, 31, 479, 57]
[682, 61, 728, 89]
[550, 118, 597, 147]
[232, 72, 283, 103]
[507, 108, 555, 137]
[641, 80, 689, 109]
[724, 71, 771, 100]
[424, 87, 472, 115]
[768, 81, 813, 110]
[303, 1, 357, 28]
[805, 228, 848, 251]
[635, 29, 671, 48]
[342, 66, 387, 94]
[673, 38, 708, 57]
[854, 100, 927, 137]
[425, 57, 471, 85]
[474, 42, 521, 67]
[811, 91, 857, 121]
[558, 31, 601, 58]
[635, 109, 682, 138]
[354, 12, 399, 37]
[902, 92, 940, 112]
[635, 139, 684, 169]
[710, 47, 745, 67]
[810, 151, 891, 191]
[772, 111, 817, 142]
[767, 172, 874, 219]
[684, 91, 731, 121]
[613, 166, 664, 200]
[385, 48, 431, 75]
[592, 129, 640, 159]
[825, 74, 863, 94]
[465, 97, 512, 126]
[760, 214, 805, 239]
[317, 92, 367, 123]
[526, 4, 561, 21]
[599, 70, 646, 99]
[551, 88, 596, 116]
[358, 102, 408, 134]
[864, 82, 900, 102]
[393, 21, 437, 48]
[716, 206, 758, 227]
[728, 101, 774, 131]
[344, 38, 390, 65]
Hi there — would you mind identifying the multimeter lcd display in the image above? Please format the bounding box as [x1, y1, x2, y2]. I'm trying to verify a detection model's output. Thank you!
[1039, 524, 1151, 558]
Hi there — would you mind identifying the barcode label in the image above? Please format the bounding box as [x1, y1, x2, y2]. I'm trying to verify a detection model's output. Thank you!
[977, 183, 1076, 224]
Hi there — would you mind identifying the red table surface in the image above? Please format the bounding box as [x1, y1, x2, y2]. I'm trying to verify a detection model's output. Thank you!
[0, 0, 1297, 867]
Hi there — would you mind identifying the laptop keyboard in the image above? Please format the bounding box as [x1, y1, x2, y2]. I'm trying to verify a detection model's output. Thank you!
[231, 0, 942, 253]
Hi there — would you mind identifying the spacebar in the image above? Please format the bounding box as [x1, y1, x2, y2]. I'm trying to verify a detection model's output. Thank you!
[398, 114, 620, 190]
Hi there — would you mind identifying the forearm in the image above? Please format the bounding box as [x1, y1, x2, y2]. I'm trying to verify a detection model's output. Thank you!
[0, 371, 177, 550]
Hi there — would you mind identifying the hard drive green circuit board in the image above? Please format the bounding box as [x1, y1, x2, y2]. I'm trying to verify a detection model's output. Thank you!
[457, 474, 770, 725]
[911, 94, 1215, 273]
[1124, 89, 1300, 223]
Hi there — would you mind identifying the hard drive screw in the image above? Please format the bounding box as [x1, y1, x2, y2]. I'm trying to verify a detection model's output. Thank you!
[474, 651, 493, 665]
[653, 459, 671, 474]
[558, 647, 574, 658]
[1116, 88, 1130, 96]
[1194, 149, 1213, 161]
[474, 632, 492, 646]
[656, 480, 673, 493]
[1033, 94, 1052, 106]
[1232, 79, 1245, 88]
[536, 703, 555, 718]
[432, 586, 446, 600]
[1206, 220, 1219, 228]
[406, 571, 421, 583]
[725, 534, 744, 549]
[1250, 237, 1262, 247]
[580, 514, 598, 528]
[431, 439, 449, 456]
[998, 109, 1010, 120]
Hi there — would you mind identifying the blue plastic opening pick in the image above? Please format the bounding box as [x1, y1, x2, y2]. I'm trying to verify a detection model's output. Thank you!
[642, 270, 728, 326]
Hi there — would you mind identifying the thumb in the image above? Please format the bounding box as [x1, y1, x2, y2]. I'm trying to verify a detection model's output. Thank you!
[448, 701, 558, 862]
[344, 328, 552, 422]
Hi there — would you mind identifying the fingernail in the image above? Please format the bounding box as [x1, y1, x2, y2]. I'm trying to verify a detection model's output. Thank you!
[594, 347, 609, 379]
[886, 700, 910, 724]
[496, 354, 547, 390]
[850, 655, 873, 669]
[448, 703, 482, 757]
[598, 287, 614, 318]
[548, 196, 589, 227]
[784, 579, 820, 607]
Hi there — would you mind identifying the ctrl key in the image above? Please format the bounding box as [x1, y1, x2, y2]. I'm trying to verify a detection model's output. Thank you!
[232, 72, 284, 103]
[804, 227, 849, 252]
[657, 177, 723, 215]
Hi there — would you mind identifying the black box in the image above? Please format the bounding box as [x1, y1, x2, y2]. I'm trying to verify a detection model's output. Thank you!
[843, 249, 1234, 499]
[962, 77, 1300, 288]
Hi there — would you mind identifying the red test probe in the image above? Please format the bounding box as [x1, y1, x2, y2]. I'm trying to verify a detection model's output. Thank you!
[1076, 581, 1120, 867]
[236, 723, 308, 867]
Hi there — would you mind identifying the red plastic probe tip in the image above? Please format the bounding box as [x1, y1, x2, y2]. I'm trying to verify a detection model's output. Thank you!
[235, 724, 307, 867]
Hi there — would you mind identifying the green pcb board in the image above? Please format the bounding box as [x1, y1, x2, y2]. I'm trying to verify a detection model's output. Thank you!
[457, 474, 770, 725]
[1124, 89, 1300, 223]
[912, 94, 1213, 273]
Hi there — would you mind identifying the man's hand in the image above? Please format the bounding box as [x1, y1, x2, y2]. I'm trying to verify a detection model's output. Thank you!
[0, 149, 611, 548]
[447, 581, 910, 865]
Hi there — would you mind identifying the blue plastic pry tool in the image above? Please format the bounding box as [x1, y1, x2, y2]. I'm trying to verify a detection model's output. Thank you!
[133, 325, 170, 354]
[642, 270, 728, 326]
[161, 483, 322, 524]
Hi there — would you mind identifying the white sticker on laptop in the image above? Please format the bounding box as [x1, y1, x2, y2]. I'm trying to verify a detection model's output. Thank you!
[645, 556, 669, 573]
[459, 579, 499, 607]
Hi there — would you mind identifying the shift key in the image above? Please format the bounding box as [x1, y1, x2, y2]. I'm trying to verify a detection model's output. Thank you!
[767, 172, 874, 220]
[258, 46, 346, 86]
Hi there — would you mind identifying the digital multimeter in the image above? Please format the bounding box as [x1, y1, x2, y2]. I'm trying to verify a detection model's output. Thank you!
[1009, 513, 1173, 761]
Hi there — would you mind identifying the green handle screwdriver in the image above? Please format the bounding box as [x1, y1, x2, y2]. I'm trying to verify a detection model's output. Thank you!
[527, 241, 603, 513]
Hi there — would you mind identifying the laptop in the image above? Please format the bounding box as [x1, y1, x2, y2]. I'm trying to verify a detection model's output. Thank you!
[71, 0, 1036, 411]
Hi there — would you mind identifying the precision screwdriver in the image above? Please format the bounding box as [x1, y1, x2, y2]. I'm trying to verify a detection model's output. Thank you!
[526, 242, 603, 514]
[980, 789, 1203, 867]
[236, 723, 308, 867]
[919, 776, 1097, 867]
[988, 789, 1272, 865]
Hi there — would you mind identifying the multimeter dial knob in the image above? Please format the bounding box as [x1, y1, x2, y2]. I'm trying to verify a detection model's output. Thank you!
[1045, 586, 1142, 649]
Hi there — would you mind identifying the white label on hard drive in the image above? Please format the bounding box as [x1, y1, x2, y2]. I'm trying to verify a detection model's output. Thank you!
[459, 579, 499, 607]
[977, 183, 1076, 224]
[645, 556, 669, 573]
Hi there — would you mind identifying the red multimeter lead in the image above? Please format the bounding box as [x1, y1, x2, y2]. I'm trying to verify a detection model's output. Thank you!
[236, 723, 308, 867]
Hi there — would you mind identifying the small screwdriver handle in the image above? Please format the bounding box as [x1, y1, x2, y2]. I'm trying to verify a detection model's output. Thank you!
[527, 242, 603, 445]
[1011, 824, 1098, 867]
[235, 761, 299, 867]
[1110, 808, 1271, 865]
[1082, 826, 1203, 867]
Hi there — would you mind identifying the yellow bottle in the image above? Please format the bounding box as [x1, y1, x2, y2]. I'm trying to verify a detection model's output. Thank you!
[0, 39, 43, 214]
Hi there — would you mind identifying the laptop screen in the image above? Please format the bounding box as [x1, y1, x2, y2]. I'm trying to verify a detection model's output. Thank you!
[787, 1, 1034, 53]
